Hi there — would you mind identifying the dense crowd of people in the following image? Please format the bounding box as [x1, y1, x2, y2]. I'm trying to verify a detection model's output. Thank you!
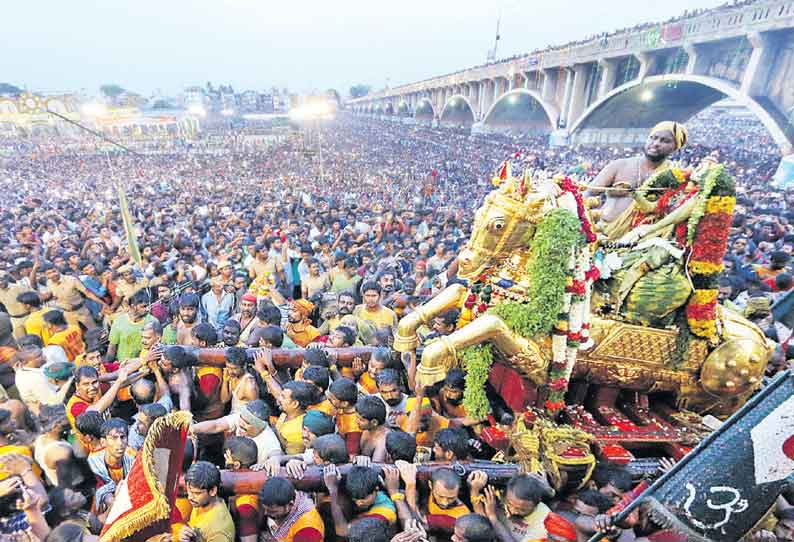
[0, 111, 792, 542]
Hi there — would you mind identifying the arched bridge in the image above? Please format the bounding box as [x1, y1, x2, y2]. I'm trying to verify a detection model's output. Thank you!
[349, 0, 794, 154]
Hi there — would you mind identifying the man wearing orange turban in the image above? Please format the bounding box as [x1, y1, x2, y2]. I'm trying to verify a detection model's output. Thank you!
[285, 299, 320, 347]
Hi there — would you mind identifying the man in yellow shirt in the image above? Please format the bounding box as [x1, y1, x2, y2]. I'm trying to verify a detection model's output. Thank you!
[353, 281, 397, 333]
[19, 291, 50, 344]
[44, 310, 84, 362]
[357, 347, 390, 394]
[285, 300, 320, 347]
[273, 382, 313, 455]
[423, 468, 471, 537]
[179, 461, 235, 542]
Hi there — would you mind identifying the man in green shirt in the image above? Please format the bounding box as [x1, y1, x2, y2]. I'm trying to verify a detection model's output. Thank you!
[331, 257, 362, 293]
[107, 290, 155, 362]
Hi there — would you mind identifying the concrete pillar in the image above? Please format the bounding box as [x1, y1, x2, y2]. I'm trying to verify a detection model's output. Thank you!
[636, 52, 656, 81]
[470, 82, 480, 120]
[741, 31, 776, 96]
[560, 68, 575, 128]
[529, 71, 540, 91]
[541, 69, 558, 102]
[684, 43, 709, 76]
[489, 78, 497, 105]
[597, 58, 618, 98]
[567, 64, 589, 127]
[477, 85, 484, 120]
[485, 80, 493, 118]
[479, 81, 486, 118]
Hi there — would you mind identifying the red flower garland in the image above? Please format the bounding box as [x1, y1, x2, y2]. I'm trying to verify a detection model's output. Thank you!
[565, 280, 587, 295]
[549, 378, 569, 391]
[681, 166, 735, 339]
[545, 400, 566, 412]
[584, 266, 600, 282]
[686, 302, 717, 320]
[656, 182, 688, 213]
[550, 361, 567, 372]
[689, 213, 733, 264]
[559, 177, 597, 243]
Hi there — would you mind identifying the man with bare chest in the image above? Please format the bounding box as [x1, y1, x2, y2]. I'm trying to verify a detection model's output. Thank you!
[354, 395, 391, 463]
[587, 122, 688, 240]
[163, 293, 201, 345]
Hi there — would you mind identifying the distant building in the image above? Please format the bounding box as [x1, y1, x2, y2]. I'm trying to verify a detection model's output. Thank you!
[183, 86, 207, 108]
[258, 93, 274, 114]
[239, 90, 259, 112]
[273, 92, 290, 113]
[220, 91, 237, 113]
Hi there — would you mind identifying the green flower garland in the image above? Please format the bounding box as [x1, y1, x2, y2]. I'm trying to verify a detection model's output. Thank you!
[459, 209, 581, 418]
[461, 344, 493, 420]
[490, 208, 584, 339]
[634, 168, 682, 201]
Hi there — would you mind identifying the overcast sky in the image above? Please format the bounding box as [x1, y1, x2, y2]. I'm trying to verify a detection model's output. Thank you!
[6, 0, 727, 97]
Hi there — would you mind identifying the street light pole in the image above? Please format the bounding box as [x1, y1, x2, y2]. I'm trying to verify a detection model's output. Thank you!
[317, 121, 325, 184]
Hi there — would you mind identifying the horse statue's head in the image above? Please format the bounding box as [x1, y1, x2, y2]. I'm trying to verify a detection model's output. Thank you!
[457, 173, 548, 281]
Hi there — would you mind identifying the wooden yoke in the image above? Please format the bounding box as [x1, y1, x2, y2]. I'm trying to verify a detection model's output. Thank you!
[220, 461, 520, 495]
[180, 346, 379, 369]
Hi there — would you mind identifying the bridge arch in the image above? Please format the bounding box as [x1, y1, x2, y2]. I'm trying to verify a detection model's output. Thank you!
[483, 88, 558, 133]
[414, 98, 435, 121]
[570, 74, 793, 154]
[440, 94, 475, 126]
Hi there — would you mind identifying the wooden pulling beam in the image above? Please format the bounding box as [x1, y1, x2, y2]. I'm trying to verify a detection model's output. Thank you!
[179, 346, 379, 370]
[220, 461, 520, 495]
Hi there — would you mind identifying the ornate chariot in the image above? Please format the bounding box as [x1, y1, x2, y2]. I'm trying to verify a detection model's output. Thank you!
[395, 162, 772, 489]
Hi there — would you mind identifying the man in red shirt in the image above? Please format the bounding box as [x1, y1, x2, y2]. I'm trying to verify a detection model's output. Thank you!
[66, 365, 129, 433]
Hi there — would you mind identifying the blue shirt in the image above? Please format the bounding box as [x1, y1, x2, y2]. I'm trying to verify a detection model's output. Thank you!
[201, 290, 235, 331]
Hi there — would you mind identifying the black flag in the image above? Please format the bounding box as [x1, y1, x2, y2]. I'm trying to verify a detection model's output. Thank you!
[590, 370, 794, 542]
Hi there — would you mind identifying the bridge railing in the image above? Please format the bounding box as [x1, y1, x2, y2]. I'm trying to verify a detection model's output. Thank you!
[349, 0, 794, 104]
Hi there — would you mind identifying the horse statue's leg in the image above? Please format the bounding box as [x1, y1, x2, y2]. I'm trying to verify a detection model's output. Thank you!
[394, 284, 468, 352]
[416, 313, 549, 388]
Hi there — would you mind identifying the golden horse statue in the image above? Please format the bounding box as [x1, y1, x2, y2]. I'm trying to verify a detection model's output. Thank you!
[395, 167, 772, 417]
